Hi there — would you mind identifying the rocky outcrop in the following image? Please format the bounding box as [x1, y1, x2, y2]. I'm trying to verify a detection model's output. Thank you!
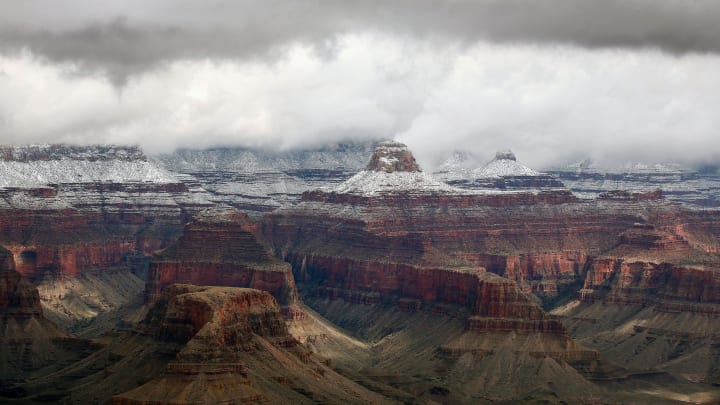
[113, 285, 388, 404]
[146, 210, 301, 318]
[365, 140, 422, 173]
[0, 246, 80, 379]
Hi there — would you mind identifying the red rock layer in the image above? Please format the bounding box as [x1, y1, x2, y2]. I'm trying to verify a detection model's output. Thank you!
[267, 198, 649, 303]
[289, 251, 564, 334]
[0, 209, 186, 282]
[365, 140, 422, 173]
[9, 239, 137, 281]
[580, 222, 720, 310]
[146, 213, 300, 312]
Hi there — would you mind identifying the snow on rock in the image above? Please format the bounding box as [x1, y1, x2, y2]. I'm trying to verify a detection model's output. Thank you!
[473, 150, 539, 178]
[332, 170, 461, 196]
[0, 145, 178, 188]
[330, 141, 466, 196]
[433, 151, 477, 181]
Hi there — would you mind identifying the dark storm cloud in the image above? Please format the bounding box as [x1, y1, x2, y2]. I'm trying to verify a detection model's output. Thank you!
[2, 0, 720, 79]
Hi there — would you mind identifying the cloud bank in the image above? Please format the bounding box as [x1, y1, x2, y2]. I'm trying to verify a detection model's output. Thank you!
[1, 1, 720, 168]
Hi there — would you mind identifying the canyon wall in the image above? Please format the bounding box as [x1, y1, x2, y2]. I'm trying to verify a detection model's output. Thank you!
[146, 211, 301, 318]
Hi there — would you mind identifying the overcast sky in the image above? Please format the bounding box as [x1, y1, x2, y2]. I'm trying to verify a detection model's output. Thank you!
[1, 0, 719, 169]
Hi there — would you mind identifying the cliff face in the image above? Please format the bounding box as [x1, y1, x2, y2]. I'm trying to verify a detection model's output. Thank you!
[113, 284, 388, 405]
[146, 210, 300, 317]
[553, 218, 720, 385]
[580, 223, 720, 307]
[0, 246, 79, 379]
[270, 197, 651, 304]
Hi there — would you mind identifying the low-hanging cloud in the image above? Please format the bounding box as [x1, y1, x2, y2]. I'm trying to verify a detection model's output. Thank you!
[2, 0, 720, 82]
[2, 35, 719, 169]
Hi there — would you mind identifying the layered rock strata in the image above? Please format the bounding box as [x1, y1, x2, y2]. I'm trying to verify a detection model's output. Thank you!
[553, 217, 720, 386]
[0, 144, 214, 331]
[146, 209, 302, 318]
[113, 284, 388, 404]
[268, 142, 598, 358]
[155, 141, 375, 216]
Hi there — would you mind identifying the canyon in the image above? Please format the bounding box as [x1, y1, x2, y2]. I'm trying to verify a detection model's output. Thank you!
[0, 142, 719, 403]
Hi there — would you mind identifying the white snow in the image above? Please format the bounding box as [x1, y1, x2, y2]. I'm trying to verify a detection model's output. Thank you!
[0, 151, 178, 188]
[473, 158, 539, 178]
[331, 170, 465, 196]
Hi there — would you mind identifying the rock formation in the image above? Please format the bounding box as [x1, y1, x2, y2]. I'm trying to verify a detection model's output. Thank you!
[146, 209, 302, 318]
[113, 285, 387, 404]
[552, 215, 720, 389]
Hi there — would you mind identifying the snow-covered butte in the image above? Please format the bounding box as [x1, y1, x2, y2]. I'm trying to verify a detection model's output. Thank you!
[473, 150, 539, 178]
[330, 141, 464, 196]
